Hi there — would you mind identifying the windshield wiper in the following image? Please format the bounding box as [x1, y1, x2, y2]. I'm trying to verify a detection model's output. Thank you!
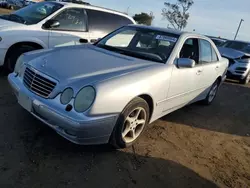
[97, 44, 164, 63]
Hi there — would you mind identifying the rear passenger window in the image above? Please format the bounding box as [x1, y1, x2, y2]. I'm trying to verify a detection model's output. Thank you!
[199, 39, 212, 63]
[86, 9, 133, 33]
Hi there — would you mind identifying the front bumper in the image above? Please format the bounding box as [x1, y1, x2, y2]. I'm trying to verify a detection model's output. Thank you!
[226, 71, 245, 80]
[227, 62, 250, 81]
[8, 73, 119, 145]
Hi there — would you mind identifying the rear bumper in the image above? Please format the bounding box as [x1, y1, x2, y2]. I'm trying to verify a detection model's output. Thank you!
[8, 73, 119, 145]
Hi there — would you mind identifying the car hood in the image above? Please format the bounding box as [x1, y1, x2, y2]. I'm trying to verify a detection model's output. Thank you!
[0, 18, 23, 30]
[218, 47, 250, 59]
[25, 44, 157, 90]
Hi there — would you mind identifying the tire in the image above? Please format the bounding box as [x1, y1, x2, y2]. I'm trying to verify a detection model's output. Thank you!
[109, 97, 150, 149]
[239, 73, 250, 85]
[4, 45, 36, 73]
[202, 80, 220, 105]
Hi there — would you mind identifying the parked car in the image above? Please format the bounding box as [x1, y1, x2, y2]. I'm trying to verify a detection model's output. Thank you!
[0, 0, 8, 8]
[8, 25, 228, 148]
[210, 37, 226, 47]
[0, 1, 135, 72]
[6, 0, 24, 10]
[218, 40, 250, 84]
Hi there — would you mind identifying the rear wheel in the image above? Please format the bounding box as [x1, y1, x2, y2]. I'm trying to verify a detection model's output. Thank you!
[202, 80, 219, 105]
[239, 73, 250, 85]
[110, 97, 149, 149]
[4, 45, 37, 73]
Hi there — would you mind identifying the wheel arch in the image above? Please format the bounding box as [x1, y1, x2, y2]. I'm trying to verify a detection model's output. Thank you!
[4, 41, 45, 64]
[137, 94, 154, 122]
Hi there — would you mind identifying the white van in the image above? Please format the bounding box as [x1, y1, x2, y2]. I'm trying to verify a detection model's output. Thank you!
[0, 1, 135, 71]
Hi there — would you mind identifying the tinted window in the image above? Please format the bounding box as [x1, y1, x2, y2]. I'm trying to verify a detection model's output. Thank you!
[200, 39, 212, 63]
[180, 38, 199, 64]
[52, 8, 87, 31]
[211, 47, 218, 62]
[86, 9, 133, 33]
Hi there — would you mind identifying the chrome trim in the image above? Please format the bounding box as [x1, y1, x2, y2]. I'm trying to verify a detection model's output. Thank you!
[23, 66, 58, 98]
[156, 86, 207, 105]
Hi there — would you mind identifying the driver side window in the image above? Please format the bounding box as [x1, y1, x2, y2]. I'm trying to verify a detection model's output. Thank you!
[179, 38, 199, 65]
[52, 8, 87, 32]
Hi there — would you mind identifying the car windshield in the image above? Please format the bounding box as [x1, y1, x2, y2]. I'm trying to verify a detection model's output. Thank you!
[0, 2, 63, 25]
[96, 26, 179, 63]
[222, 41, 250, 53]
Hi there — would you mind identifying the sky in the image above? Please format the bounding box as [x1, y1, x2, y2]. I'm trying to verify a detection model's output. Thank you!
[87, 0, 250, 41]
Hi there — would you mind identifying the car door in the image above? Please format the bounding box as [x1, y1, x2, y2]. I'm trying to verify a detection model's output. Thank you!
[85, 9, 134, 43]
[164, 38, 203, 112]
[48, 8, 89, 48]
[198, 39, 220, 89]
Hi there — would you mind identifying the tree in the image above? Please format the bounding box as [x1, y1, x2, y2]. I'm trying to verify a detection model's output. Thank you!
[162, 0, 194, 30]
[133, 12, 154, 26]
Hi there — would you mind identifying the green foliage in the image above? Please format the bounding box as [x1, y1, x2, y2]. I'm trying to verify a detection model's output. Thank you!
[133, 12, 154, 26]
[162, 0, 194, 30]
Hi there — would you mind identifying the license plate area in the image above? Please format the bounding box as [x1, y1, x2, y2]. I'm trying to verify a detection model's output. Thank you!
[18, 91, 32, 112]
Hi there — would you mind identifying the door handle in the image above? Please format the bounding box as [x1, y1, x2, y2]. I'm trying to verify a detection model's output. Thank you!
[215, 66, 220, 70]
[196, 70, 203, 75]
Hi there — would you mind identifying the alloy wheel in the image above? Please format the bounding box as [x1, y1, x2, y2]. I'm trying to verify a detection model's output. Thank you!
[122, 107, 147, 143]
[208, 84, 218, 103]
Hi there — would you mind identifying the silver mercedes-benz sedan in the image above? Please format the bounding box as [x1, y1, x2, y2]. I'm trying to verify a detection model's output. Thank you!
[8, 25, 228, 148]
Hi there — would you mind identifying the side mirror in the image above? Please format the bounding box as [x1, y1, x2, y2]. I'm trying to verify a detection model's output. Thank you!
[79, 38, 88, 43]
[43, 19, 60, 29]
[177, 58, 195, 68]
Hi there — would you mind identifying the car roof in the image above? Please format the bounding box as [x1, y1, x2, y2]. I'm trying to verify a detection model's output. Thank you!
[55, 1, 135, 23]
[227, 39, 250, 44]
[211, 38, 226, 41]
[128, 25, 209, 39]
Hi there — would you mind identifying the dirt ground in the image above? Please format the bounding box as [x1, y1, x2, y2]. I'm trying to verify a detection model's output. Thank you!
[0, 72, 249, 188]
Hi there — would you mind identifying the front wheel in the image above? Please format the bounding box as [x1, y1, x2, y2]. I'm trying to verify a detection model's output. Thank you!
[202, 80, 219, 105]
[109, 97, 149, 149]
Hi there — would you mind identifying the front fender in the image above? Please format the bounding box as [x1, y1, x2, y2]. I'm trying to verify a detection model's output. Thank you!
[88, 65, 173, 120]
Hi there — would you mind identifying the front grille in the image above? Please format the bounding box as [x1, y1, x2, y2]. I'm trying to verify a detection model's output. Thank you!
[236, 67, 247, 71]
[23, 67, 56, 98]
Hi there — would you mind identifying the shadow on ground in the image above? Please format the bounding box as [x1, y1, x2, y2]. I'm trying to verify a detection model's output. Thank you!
[0, 121, 218, 188]
[161, 82, 250, 137]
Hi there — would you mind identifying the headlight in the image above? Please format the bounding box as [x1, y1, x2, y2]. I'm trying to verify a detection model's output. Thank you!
[14, 55, 24, 74]
[74, 86, 95, 112]
[60, 88, 74, 105]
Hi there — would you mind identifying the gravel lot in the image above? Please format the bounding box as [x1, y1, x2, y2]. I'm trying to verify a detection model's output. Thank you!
[0, 72, 250, 188]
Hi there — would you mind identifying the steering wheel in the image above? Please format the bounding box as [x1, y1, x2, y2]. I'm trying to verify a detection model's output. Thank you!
[155, 52, 167, 61]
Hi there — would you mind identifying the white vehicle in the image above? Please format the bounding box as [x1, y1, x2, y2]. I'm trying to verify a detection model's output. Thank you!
[0, 1, 135, 72]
